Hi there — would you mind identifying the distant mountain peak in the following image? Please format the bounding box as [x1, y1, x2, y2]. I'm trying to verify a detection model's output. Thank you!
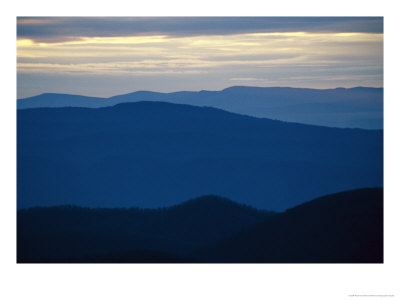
[17, 86, 383, 129]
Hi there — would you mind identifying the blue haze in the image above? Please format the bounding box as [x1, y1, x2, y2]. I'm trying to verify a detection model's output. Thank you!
[17, 86, 383, 129]
[17, 101, 383, 211]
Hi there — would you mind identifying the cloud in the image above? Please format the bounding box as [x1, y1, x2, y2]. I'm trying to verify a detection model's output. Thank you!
[17, 17, 383, 43]
[230, 77, 262, 81]
[17, 30, 383, 91]
[16, 18, 383, 98]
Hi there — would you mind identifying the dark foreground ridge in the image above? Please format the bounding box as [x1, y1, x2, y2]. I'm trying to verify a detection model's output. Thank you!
[17, 195, 273, 263]
[197, 188, 383, 263]
[17, 188, 383, 263]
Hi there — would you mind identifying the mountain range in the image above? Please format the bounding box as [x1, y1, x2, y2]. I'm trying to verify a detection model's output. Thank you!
[17, 86, 383, 129]
[17, 101, 383, 211]
[17, 188, 383, 263]
[198, 188, 383, 263]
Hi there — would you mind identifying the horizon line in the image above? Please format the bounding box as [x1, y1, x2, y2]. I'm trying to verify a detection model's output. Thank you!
[17, 85, 384, 100]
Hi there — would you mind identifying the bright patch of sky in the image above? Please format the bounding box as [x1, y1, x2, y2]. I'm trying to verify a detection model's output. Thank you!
[17, 17, 383, 98]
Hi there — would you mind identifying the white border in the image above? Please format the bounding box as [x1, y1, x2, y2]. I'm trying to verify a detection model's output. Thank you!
[2, 1, 399, 300]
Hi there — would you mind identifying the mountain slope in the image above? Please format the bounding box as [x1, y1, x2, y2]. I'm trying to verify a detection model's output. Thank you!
[17, 189, 383, 263]
[17, 101, 383, 211]
[17, 93, 109, 108]
[196, 188, 383, 263]
[17, 86, 383, 129]
[17, 195, 273, 263]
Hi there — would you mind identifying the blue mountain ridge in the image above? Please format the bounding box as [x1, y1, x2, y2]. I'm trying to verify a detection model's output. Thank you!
[17, 101, 383, 211]
[17, 86, 383, 129]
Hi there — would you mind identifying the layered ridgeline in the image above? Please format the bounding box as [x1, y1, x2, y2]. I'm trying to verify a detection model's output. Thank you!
[197, 188, 383, 263]
[17, 189, 383, 263]
[17, 86, 383, 129]
[17, 101, 382, 211]
[18, 195, 274, 263]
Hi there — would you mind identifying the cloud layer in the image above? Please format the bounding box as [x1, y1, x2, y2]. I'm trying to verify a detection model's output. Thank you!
[17, 17, 383, 42]
[16, 17, 383, 98]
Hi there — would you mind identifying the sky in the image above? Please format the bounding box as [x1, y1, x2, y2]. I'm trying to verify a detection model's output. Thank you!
[17, 17, 383, 98]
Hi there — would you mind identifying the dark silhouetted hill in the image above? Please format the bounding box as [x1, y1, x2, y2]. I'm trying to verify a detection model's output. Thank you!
[17, 86, 383, 129]
[196, 188, 383, 263]
[71, 249, 197, 263]
[17, 101, 383, 211]
[17, 189, 383, 263]
[17, 195, 273, 263]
